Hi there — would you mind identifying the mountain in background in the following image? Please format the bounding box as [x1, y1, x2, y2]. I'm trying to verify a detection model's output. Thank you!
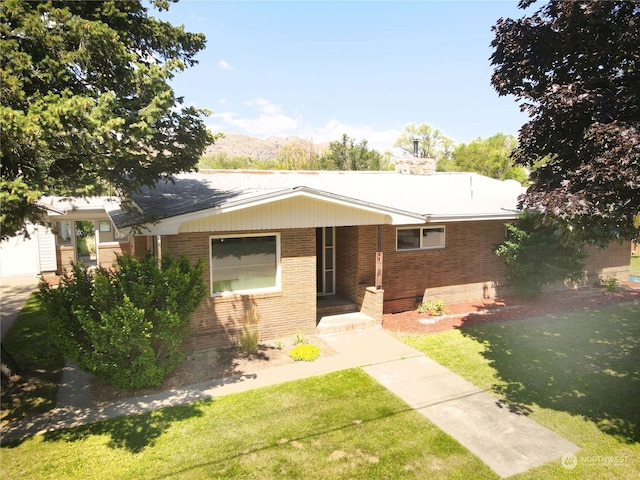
[203, 134, 329, 161]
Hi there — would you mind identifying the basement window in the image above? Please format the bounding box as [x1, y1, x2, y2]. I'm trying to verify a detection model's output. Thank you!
[210, 233, 281, 295]
[396, 226, 445, 251]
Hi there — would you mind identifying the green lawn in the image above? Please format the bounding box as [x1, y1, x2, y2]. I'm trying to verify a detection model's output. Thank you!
[1, 293, 64, 425]
[3, 296, 638, 479]
[400, 302, 640, 479]
[630, 255, 640, 276]
[1, 369, 496, 479]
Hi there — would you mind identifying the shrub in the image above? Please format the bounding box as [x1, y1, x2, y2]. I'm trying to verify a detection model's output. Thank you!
[288, 344, 320, 362]
[417, 299, 445, 316]
[495, 212, 586, 298]
[38, 254, 205, 389]
[294, 330, 307, 345]
[239, 308, 261, 354]
[601, 276, 619, 292]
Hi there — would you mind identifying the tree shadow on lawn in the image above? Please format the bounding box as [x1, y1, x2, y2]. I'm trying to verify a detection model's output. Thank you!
[41, 400, 210, 453]
[457, 302, 640, 444]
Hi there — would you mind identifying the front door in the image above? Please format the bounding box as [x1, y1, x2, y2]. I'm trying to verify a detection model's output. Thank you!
[316, 227, 335, 295]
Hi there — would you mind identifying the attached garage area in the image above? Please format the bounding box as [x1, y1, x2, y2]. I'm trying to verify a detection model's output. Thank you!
[0, 224, 56, 280]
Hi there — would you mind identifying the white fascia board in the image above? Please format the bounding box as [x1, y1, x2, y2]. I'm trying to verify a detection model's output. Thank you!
[428, 211, 521, 223]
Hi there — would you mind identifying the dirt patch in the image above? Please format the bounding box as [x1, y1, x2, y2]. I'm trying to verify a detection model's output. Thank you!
[91, 335, 336, 404]
[383, 285, 640, 335]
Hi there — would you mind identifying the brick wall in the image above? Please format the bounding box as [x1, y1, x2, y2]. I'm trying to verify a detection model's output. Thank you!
[377, 221, 508, 313]
[163, 228, 317, 352]
[370, 222, 631, 313]
[55, 245, 75, 274]
[97, 242, 130, 269]
[131, 235, 150, 258]
[582, 241, 632, 285]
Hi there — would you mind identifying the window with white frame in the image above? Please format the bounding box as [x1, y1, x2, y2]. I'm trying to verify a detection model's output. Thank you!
[210, 234, 280, 295]
[396, 226, 446, 251]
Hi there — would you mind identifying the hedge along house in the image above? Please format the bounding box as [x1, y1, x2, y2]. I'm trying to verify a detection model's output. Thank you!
[106, 169, 631, 352]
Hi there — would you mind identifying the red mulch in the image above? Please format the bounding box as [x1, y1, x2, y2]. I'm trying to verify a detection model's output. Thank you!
[382, 283, 640, 335]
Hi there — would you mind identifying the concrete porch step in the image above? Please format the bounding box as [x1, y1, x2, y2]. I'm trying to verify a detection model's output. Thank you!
[316, 296, 358, 317]
[316, 312, 381, 335]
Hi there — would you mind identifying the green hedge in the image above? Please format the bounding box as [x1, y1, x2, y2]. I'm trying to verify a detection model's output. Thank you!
[39, 254, 205, 389]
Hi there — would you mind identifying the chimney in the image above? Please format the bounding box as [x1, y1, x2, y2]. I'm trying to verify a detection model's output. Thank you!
[395, 139, 436, 175]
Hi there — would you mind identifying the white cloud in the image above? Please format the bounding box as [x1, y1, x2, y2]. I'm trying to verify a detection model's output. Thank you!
[218, 60, 232, 70]
[216, 99, 298, 136]
[208, 99, 400, 152]
[312, 120, 401, 153]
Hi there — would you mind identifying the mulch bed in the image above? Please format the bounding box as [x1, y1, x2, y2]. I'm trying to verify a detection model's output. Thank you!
[382, 283, 640, 335]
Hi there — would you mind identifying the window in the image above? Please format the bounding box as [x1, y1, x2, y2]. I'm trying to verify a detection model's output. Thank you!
[56, 220, 73, 244]
[99, 221, 112, 232]
[210, 234, 280, 295]
[397, 226, 445, 251]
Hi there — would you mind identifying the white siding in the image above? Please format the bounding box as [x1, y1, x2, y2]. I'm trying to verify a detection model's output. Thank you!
[0, 225, 58, 278]
[37, 228, 57, 272]
[178, 196, 392, 233]
[0, 227, 39, 278]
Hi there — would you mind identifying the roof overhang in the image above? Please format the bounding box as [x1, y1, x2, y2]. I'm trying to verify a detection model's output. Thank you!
[109, 187, 428, 236]
[427, 209, 521, 223]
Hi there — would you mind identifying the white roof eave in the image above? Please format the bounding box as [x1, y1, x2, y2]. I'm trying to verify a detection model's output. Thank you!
[428, 210, 521, 223]
[134, 189, 428, 235]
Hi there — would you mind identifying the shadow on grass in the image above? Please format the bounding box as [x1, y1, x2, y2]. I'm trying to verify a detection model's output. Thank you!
[41, 400, 210, 453]
[457, 302, 640, 444]
[1, 293, 65, 424]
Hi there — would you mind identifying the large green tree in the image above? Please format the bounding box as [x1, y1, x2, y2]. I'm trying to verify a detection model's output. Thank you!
[490, 0, 640, 244]
[449, 133, 529, 184]
[394, 123, 454, 166]
[1, 0, 215, 240]
[319, 134, 383, 171]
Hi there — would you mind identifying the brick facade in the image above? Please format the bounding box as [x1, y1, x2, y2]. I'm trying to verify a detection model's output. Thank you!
[55, 242, 129, 273]
[582, 242, 631, 285]
[377, 221, 509, 313]
[163, 229, 317, 352]
[97, 242, 130, 269]
[131, 222, 631, 351]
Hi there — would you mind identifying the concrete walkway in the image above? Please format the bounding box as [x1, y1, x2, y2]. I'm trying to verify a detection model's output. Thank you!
[1, 276, 40, 340]
[364, 355, 578, 478]
[1, 324, 578, 477]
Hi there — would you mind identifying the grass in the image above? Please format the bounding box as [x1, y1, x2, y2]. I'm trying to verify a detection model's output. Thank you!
[630, 255, 640, 276]
[1, 368, 496, 479]
[400, 302, 640, 479]
[1, 293, 64, 425]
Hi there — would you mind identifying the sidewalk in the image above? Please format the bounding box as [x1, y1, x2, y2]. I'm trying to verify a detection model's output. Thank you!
[0, 276, 40, 340]
[1, 327, 578, 478]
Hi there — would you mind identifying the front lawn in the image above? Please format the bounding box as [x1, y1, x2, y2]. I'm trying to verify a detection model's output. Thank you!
[631, 255, 640, 276]
[1, 368, 496, 479]
[400, 302, 640, 479]
[1, 293, 64, 426]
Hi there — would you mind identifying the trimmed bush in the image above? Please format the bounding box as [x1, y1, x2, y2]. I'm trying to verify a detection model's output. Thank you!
[38, 254, 205, 389]
[495, 213, 586, 298]
[288, 344, 321, 362]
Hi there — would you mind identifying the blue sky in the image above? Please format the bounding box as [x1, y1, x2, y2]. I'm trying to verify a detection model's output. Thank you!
[156, 1, 530, 153]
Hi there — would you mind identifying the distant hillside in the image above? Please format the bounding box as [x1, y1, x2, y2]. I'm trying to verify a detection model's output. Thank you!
[203, 134, 329, 162]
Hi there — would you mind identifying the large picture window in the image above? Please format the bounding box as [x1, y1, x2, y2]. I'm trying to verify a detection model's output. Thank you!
[397, 226, 445, 251]
[210, 234, 280, 295]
